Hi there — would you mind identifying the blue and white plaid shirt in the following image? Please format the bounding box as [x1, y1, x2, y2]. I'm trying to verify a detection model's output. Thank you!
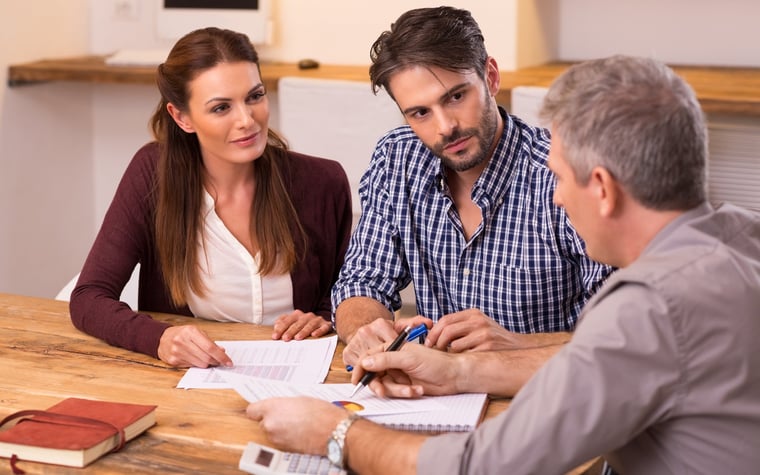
[332, 108, 613, 332]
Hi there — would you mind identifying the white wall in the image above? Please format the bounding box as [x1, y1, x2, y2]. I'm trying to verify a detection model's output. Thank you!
[0, 2, 90, 297]
[558, 0, 760, 67]
[89, 0, 521, 68]
[1, 0, 758, 298]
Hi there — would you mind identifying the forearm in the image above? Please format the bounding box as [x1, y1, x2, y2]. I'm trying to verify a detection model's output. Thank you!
[346, 419, 424, 475]
[334, 296, 394, 343]
[70, 285, 169, 358]
[517, 331, 572, 348]
[456, 344, 564, 397]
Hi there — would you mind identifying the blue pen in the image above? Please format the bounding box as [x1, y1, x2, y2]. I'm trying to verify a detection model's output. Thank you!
[345, 324, 428, 372]
[407, 323, 428, 343]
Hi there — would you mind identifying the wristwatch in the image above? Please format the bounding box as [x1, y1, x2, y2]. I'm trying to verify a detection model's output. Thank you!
[327, 412, 360, 469]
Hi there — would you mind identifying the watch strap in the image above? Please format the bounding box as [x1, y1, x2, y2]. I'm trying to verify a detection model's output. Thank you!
[329, 412, 360, 469]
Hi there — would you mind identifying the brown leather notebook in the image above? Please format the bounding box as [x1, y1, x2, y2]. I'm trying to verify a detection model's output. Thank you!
[0, 397, 157, 468]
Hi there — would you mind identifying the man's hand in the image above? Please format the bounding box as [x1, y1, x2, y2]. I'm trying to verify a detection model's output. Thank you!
[353, 343, 462, 398]
[157, 325, 233, 368]
[341, 318, 397, 367]
[249, 397, 425, 475]
[247, 397, 347, 454]
[425, 308, 540, 352]
[272, 310, 332, 341]
[342, 316, 432, 368]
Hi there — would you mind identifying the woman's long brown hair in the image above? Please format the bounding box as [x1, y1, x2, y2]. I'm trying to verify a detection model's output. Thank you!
[149, 27, 305, 307]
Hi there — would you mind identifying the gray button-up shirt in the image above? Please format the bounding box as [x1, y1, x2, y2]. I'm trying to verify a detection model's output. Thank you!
[418, 202, 760, 474]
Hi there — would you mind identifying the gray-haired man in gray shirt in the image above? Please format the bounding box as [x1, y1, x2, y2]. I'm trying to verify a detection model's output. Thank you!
[246, 55, 760, 475]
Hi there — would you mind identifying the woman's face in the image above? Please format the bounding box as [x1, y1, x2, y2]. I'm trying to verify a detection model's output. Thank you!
[169, 61, 270, 168]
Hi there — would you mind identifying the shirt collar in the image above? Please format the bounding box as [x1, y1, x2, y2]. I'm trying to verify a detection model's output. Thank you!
[640, 201, 714, 257]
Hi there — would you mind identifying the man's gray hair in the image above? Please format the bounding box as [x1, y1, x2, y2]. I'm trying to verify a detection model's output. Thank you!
[539, 55, 707, 210]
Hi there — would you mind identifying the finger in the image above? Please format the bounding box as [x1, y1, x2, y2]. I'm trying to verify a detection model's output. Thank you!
[181, 342, 217, 369]
[393, 315, 433, 333]
[343, 335, 379, 366]
[180, 345, 212, 369]
[291, 315, 324, 340]
[350, 361, 368, 385]
[164, 327, 214, 368]
[362, 353, 422, 398]
[348, 337, 394, 384]
[189, 329, 233, 367]
[371, 374, 423, 399]
[342, 342, 362, 367]
[373, 319, 403, 342]
[423, 312, 460, 348]
[295, 317, 329, 339]
[342, 321, 396, 366]
[272, 312, 300, 340]
[425, 319, 449, 349]
[280, 319, 307, 342]
[447, 327, 497, 352]
[246, 402, 264, 421]
[360, 349, 404, 374]
[425, 310, 473, 346]
[206, 343, 234, 367]
[430, 319, 475, 351]
[310, 320, 332, 337]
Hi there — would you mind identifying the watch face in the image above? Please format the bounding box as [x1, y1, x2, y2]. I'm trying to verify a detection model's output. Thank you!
[327, 438, 342, 465]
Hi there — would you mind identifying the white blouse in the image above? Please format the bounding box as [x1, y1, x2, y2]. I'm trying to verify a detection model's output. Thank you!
[185, 191, 294, 324]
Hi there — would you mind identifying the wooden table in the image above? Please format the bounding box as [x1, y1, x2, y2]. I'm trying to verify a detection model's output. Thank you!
[1, 293, 602, 474]
[8, 57, 760, 116]
[0, 293, 515, 474]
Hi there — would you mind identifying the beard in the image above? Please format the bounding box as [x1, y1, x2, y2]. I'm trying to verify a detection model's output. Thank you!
[429, 99, 499, 172]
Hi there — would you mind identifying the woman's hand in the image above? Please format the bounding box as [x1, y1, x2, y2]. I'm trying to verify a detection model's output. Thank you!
[272, 309, 332, 341]
[157, 325, 233, 368]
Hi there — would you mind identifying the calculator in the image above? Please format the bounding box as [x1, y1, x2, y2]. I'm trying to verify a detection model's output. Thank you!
[239, 441, 347, 475]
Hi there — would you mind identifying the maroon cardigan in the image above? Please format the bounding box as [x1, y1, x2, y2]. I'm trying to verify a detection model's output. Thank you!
[70, 142, 352, 358]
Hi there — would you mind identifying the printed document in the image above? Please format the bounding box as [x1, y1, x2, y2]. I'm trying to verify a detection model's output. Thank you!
[176, 336, 338, 389]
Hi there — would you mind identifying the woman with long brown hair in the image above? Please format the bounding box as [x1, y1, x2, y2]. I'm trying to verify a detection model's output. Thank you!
[70, 27, 352, 368]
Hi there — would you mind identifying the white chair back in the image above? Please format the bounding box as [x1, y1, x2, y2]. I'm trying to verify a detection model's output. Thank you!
[55, 265, 140, 309]
[510, 85, 549, 127]
[277, 76, 404, 224]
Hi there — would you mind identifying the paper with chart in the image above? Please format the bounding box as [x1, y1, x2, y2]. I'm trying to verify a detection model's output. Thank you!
[176, 336, 338, 389]
[219, 372, 447, 417]
[368, 392, 489, 432]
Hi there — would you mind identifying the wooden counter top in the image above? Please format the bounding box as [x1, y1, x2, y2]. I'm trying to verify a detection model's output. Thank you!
[9, 56, 760, 116]
[501, 61, 760, 116]
[6, 55, 371, 94]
